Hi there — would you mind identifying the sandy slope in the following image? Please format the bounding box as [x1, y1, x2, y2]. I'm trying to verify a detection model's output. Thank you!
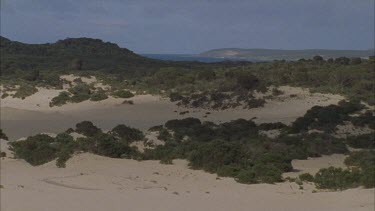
[1, 85, 374, 211]
[1, 86, 344, 140]
[1, 152, 374, 211]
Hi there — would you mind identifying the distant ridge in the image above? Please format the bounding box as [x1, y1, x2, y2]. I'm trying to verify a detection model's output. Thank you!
[200, 48, 375, 61]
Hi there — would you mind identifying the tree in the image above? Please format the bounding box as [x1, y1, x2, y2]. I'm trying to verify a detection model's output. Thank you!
[350, 57, 362, 65]
[313, 55, 324, 62]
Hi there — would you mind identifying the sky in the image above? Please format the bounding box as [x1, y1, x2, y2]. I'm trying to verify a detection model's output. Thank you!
[1, 0, 374, 54]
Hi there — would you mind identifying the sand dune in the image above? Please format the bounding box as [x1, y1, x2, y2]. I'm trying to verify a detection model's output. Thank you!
[1, 85, 374, 211]
[1, 86, 344, 140]
[1, 152, 374, 211]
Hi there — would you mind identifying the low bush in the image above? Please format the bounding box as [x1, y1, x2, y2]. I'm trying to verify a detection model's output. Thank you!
[314, 167, 360, 190]
[112, 90, 134, 98]
[299, 173, 314, 182]
[10, 134, 58, 166]
[50, 91, 71, 107]
[13, 84, 38, 99]
[0, 129, 8, 140]
[111, 124, 144, 142]
[90, 90, 108, 101]
[346, 133, 375, 149]
[75, 121, 102, 136]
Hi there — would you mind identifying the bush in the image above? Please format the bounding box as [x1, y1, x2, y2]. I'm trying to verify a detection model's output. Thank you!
[346, 133, 375, 149]
[68, 83, 91, 95]
[111, 124, 144, 141]
[112, 90, 134, 98]
[13, 84, 38, 99]
[0, 129, 8, 140]
[75, 121, 102, 136]
[169, 92, 184, 102]
[299, 173, 314, 182]
[90, 90, 108, 101]
[50, 91, 71, 107]
[69, 93, 90, 103]
[314, 167, 360, 190]
[236, 169, 257, 184]
[10, 134, 58, 166]
[0, 152, 6, 157]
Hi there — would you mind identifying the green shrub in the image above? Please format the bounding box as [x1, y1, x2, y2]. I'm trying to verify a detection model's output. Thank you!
[68, 83, 91, 95]
[346, 133, 375, 149]
[236, 169, 257, 184]
[0, 152, 6, 157]
[69, 93, 90, 103]
[75, 121, 102, 136]
[90, 90, 108, 101]
[112, 90, 134, 98]
[111, 124, 144, 141]
[50, 91, 71, 107]
[299, 173, 314, 182]
[10, 134, 58, 166]
[13, 84, 38, 99]
[314, 167, 360, 190]
[217, 165, 241, 177]
[0, 129, 8, 140]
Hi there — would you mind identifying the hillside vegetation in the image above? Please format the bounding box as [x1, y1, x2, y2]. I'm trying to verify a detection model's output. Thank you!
[1, 37, 374, 107]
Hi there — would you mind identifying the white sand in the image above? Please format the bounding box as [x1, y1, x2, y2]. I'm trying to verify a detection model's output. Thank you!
[1, 152, 374, 211]
[1, 86, 345, 140]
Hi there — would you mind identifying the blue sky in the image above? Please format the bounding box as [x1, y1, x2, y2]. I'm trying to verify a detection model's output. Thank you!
[1, 0, 374, 54]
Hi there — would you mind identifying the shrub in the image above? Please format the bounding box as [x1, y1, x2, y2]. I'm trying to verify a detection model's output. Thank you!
[75, 121, 102, 136]
[165, 118, 201, 130]
[236, 169, 257, 184]
[346, 133, 375, 149]
[350, 57, 362, 65]
[169, 92, 184, 102]
[271, 88, 284, 96]
[68, 83, 91, 95]
[69, 93, 90, 103]
[217, 165, 241, 177]
[252, 164, 283, 183]
[111, 124, 144, 141]
[112, 90, 134, 98]
[236, 72, 259, 90]
[148, 125, 163, 132]
[196, 70, 216, 81]
[50, 91, 71, 107]
[90, 90, 108, 101]
[314, 167, 360, 190]
[258, 122, 287, 130]
[10, 134, 58, 166]
[0, 152, 6, 157]
[299, 173, 314, 182]
[1, 93, 9, 99]
[0, 129, 8, 140]
[13, 84, 38, 99]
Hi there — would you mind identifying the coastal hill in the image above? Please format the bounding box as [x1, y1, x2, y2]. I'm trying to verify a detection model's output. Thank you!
[200, 48, 375, 61]
[0, 36, 161, 75]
